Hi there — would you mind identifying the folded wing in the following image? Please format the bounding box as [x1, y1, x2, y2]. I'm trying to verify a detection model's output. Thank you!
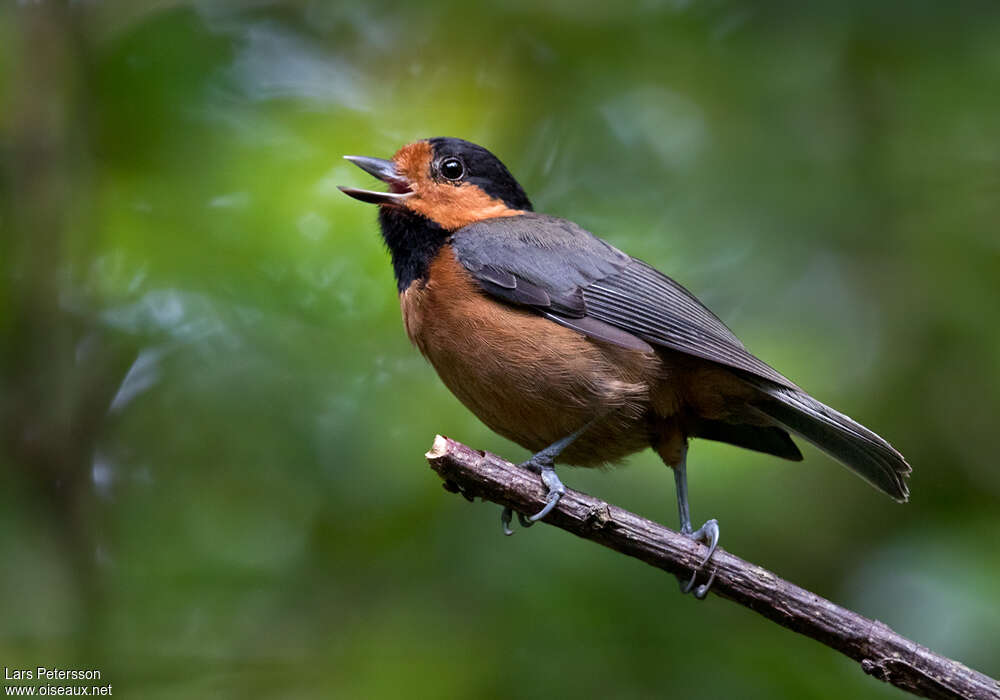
[451, 213, 796, 389]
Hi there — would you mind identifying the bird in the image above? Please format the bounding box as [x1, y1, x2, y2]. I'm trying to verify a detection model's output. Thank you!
[340, 137, 911, 597]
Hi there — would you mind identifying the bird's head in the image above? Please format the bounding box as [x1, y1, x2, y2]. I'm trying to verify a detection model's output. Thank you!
[340, 137, 532, 231]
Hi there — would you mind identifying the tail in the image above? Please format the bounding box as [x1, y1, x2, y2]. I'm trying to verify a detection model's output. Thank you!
[749, 385, 911, 502]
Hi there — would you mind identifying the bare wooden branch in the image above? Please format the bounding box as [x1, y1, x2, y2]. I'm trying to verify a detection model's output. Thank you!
[426, 435, 1000, 700]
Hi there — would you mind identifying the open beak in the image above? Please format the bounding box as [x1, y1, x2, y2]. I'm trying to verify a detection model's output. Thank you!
[338, 155, 414, 205]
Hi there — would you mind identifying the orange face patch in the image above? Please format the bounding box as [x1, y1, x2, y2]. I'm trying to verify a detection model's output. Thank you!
[391, 140, 524, 230]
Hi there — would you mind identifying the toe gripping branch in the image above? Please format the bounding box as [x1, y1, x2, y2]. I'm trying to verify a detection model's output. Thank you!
[679, 518, 720, 599]
[501, 458, 567, 535]
[500, 422, 588, 535]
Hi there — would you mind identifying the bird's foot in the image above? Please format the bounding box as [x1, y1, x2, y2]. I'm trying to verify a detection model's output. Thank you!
[527, 462, 566, 522]
[499, 458, 567, 535]
[501, 507, 535, 536]
[678, 518, 720, 599]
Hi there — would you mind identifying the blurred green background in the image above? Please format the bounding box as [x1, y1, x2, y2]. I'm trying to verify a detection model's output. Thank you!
[2, 1, 999, 698]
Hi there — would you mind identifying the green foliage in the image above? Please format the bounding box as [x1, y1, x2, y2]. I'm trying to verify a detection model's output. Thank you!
[2, 1, 999, 697]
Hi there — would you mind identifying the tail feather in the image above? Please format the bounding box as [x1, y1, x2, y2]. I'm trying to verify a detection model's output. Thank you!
[749, 386, 911, 502]
[692, 419, 803, 462]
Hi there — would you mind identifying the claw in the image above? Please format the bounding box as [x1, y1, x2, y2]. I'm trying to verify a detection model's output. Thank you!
[496, 421, 595, 537]
[501, 507, 515, 536]
[529, 489, 561, 522]
[691, 569, 717, 599]
[499, 506, 537, 536]
[528, 464, 566, 522]
[499, 463, 567, 533]
[679, 518, 720, 598]
[690, 518, 720, 566]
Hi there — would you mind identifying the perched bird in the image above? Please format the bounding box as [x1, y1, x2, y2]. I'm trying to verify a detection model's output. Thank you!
[340, 137, 910, 596]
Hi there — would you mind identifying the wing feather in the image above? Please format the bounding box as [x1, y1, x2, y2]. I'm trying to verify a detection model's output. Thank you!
[451, 214, 796, 389]
[583, 264, 796, 388]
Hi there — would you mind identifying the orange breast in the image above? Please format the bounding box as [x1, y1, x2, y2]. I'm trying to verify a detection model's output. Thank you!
[400, 246, 662, 466]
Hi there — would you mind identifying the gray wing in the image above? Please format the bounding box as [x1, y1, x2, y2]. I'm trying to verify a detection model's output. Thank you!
[452, 213, 797, 389]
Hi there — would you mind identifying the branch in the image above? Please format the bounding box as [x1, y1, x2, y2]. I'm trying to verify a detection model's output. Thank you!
[426, 435, 1000, 700]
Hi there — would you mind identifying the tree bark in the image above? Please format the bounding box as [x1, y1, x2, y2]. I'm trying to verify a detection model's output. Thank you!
[426, 435, 1000, 700]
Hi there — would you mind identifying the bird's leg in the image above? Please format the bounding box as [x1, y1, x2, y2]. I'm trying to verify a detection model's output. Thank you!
[673, 447, 720, 599]
[501, 419, 596, 535]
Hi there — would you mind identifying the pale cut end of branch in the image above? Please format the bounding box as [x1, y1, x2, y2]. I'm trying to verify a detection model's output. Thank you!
[425, 434, 450, 460]
[425, 435, 1000, 700]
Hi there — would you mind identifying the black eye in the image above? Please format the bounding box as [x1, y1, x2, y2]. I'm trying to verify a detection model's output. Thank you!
[439, 157, 465, 181]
